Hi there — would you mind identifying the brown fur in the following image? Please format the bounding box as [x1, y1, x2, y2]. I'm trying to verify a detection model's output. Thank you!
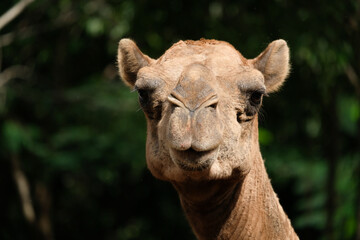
[117, 38, 298, 239]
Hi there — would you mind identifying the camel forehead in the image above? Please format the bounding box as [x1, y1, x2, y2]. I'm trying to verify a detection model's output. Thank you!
[141, 40, 250, 81]
[160, 40, 244, 62]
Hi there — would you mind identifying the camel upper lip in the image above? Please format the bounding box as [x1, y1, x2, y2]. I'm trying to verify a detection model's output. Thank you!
[169, 147, 218, 171]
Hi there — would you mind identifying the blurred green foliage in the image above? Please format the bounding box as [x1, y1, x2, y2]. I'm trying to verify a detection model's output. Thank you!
[1, 0, 359, 240]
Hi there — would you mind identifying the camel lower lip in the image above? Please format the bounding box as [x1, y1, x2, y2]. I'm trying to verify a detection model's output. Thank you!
[170, 148, 217, 171]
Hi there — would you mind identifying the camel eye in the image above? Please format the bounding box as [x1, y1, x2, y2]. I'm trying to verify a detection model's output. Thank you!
[137, 89, 150, 105]
[243, 88, 266, 117]
[135, 88, 162, 120]
[249, 90, 264, 106]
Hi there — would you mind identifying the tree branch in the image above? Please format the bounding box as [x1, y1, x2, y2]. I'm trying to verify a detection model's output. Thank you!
[0, 0, 35, 31]
[345, 65, 360, 98]
[11, 154, 36, 224]
[0, 7, 77, 48]
[0, 65, 31, 88]
[36, 182, 54, 240]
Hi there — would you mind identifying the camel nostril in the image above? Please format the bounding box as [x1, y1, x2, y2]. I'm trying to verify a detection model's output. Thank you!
[208, 102, 217, 109]
[202, 95, 218, 110]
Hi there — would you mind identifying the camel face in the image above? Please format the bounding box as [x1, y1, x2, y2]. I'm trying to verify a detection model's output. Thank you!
[118, 39, 289, 182]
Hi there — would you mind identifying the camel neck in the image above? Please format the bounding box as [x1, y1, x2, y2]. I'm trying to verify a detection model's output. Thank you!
[172, 157, 298, 240]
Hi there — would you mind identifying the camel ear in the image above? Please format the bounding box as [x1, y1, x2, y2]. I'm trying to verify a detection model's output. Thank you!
[117, 39, 153, 87]
[251, 39, 290, 93]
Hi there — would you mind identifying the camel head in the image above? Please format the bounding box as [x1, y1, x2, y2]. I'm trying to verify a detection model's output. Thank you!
[117, 39, 289, 182]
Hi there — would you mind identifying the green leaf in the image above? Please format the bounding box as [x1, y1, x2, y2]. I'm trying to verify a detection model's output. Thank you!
[2, 121, 24, 153]
[259, 127, 273, 145]
[337, 95, 360, 135]
[86, 18, 105, 37]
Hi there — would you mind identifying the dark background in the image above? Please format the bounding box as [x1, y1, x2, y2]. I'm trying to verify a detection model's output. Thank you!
[1, 0, 359, 239]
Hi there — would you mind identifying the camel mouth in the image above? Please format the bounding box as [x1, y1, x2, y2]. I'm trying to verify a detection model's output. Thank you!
[169, 147, 218, 171]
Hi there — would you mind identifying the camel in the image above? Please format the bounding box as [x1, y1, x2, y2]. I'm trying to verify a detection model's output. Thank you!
[117, 38, 299, 240]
